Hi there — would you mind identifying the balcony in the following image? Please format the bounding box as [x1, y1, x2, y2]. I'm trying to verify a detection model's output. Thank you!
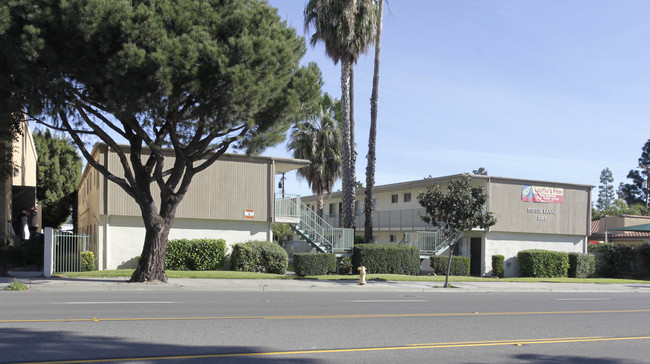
[321, 208, 432, 231]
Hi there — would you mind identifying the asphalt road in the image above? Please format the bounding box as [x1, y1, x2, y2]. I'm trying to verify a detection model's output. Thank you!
[2, 290, 650, 363]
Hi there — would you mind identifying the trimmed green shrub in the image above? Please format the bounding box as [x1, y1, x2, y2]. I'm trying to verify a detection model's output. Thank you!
[593, 243, 643, 278]
[491, 255, 504, 278]
[517, 249, 569, 278]
[293, 253, 336, 276]
[80, 251, 96, 271]
[165, 238, 226, 271]
[230, 240, 288, 274]
[353, 244, 420, 275]
[430, 255, 470, 276]
[567, 252, 595, 278]
[338, 256, 353, 275]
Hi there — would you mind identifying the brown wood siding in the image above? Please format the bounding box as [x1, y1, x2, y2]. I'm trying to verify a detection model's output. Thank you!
[103, 148, 270, 221]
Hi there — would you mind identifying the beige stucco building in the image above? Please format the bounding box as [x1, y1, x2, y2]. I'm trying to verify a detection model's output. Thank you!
[302, 175, 592, 277]
[77, 143, 307, 270]
[1, 119, 38, 243]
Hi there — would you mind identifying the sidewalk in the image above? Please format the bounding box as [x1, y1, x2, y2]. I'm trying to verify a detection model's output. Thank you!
[2, 276, 650, 293]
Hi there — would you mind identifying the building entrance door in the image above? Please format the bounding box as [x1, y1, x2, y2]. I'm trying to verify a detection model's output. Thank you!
[470, 237, 482, 276]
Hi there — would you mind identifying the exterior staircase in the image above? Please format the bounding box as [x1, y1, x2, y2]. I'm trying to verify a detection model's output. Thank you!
[275, 195, 353, 255]
[402, 231, 459, 257]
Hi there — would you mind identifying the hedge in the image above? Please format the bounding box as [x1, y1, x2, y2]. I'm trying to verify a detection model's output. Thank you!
[491, 255, 504, 278]
[591, 243, 649, 278]
[430, 255, 470, 276]
[353, 244, 420, 275]
[517, 249, 569, 278]
[230, 240, 288, 274]
[293, 253, 336, 276]
[165, 238, 226, 271]
[567, 252, 595, 278]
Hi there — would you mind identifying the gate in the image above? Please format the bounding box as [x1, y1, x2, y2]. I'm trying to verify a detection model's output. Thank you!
[53, 231, 91, 273]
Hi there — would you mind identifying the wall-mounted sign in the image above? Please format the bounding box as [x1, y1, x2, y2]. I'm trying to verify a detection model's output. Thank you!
[244, 209, 255, 219]
[521, 185, 563, 203]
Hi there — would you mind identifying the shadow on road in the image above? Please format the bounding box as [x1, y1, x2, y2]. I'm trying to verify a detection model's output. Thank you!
[510, 353, 645, 364]
[0, 327, 324, 363]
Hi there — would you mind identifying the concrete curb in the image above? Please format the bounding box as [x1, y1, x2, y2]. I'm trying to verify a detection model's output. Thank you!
[2, 276, 650, 293]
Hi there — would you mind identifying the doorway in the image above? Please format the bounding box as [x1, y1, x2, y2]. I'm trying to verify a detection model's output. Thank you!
[470, 237, 482, 276]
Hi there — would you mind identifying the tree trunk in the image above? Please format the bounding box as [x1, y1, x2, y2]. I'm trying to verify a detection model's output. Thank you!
[130, 196, 179, 283]
[444, 243, 454, 288]
[317, 191, 324, 219]
[364, 0, 383, 244]
[340, 58, 355, 229]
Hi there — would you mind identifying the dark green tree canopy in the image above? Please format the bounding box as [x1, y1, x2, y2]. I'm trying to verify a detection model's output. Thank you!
[618, 140, 650, 207]
[33, 129, 82, 229]
[472, 167, 488, 176]
[1, 0, 323, 282]
[418, 174, 496, 237]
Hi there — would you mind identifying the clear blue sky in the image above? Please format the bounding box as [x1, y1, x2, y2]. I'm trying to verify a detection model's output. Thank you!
[266, 0, 650, 198]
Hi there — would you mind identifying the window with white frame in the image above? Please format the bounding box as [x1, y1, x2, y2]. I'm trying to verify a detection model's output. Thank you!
[391, 194, 398, 203]
[404, 192, 411, 203]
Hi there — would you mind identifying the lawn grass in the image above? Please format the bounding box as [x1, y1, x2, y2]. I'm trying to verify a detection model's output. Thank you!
[53, 269, 650, 284]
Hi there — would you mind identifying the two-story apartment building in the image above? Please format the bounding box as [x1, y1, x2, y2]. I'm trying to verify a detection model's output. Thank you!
[1, 119, 38, 243]
[302, 175, 592, 277]
[77, 143, 307, 270]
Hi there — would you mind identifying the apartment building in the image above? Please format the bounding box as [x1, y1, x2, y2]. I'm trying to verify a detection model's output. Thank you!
[77, 143, 307, 270]
[302, 175, 592, 277]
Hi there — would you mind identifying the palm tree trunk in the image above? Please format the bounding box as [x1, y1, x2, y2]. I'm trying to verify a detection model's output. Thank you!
[340, 58, 355, 229]
[317, 191, 324, 219]
[364, 0, 383, 244]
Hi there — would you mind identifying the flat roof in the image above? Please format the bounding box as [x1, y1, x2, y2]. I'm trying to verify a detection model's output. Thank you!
[302, 174, 593, 201]
[78, 143, 309, 189]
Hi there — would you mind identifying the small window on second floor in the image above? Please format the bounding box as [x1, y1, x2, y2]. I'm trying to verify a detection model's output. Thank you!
[391, 194, 398, 203]
[389, 234, 396, 242]
[404, 193, 411, 203]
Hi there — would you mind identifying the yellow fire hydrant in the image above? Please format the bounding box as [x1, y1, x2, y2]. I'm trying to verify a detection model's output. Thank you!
[358, 266, 367, 285]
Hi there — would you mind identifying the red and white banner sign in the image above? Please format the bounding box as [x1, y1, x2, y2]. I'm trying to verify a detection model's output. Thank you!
[521, 185, 563, 203]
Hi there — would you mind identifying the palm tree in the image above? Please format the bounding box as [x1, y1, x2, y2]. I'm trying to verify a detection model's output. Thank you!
[364, 0, 384, 243]
[304, 0, 377, 229]
[288, 93, 342, 218]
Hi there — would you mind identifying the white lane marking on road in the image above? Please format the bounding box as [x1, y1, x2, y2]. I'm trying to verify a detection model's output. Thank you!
[53, 301, 176, 304]
[555, 298, 611, 301]
[349, 300, 429, 303]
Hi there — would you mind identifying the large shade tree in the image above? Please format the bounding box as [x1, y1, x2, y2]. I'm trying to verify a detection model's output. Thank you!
[304, 0, 377, 229]
[288, 93, 342, 218]
[418, 174, 496, 288]
[1, 0, 323, 282]
[33, 129, 82, 229]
